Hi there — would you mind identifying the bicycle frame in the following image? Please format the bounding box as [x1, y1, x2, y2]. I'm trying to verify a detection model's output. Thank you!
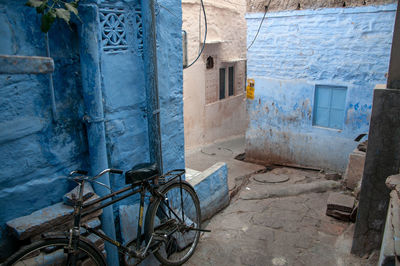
[69, 169, 186, 261]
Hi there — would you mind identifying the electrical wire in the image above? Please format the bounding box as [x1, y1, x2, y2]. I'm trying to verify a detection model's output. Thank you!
[184, 0, 207, 69]
[198, 1, 202, 55]
[247, 0, 271, 51]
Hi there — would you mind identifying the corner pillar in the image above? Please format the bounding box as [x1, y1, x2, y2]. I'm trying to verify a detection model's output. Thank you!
[78, 4, 118, 265]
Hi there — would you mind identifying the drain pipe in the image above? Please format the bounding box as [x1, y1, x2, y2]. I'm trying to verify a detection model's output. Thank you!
[142, 0, 164, 173]
[78, 4, 118, 265]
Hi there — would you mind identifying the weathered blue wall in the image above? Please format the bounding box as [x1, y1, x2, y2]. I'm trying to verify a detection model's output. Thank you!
[0, 0, 87, 257]
[97, 0, 150, 197]
[116, 0, 185, 257]
[0, 0, 185, 262]
[245, 4, 397, 171]
[155, 0, 185, 173]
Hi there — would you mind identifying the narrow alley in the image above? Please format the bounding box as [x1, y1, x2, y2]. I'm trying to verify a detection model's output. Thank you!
[1, 0, 400, 265]
[186, 137, 376, 266]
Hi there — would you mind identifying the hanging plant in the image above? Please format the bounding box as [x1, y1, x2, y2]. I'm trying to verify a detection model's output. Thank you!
[25, 0, 80, 33]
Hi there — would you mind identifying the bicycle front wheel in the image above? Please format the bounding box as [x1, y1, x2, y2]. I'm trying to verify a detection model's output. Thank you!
[145, 181, 201, 266]
[4, 237, 105, 266]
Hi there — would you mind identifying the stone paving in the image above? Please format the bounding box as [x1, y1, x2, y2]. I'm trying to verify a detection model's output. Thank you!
[186, 136, 265, 196]
[185, 136, 378, 266]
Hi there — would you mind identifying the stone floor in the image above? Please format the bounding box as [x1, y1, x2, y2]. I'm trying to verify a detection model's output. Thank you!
[186, 136, 265, 196]
[185, 136, 378, 266]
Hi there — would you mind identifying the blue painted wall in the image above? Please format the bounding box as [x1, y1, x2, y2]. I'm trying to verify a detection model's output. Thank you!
[98, 0, 150, 198]
[0, 0, 87, 257]
[245, 4, 397, 171]
[155, 0, 185, 173]
[0, 0, 184, 261]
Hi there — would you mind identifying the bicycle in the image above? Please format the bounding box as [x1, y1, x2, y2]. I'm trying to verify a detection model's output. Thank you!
[4, 163, 209, 266]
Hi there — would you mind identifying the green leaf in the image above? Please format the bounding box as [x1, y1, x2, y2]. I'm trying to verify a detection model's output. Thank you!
[55, 8, 71, 24]
[35, 1, 48, 14]
[40, 9, 56, 33]
[64, 3, 78, 16]
[25, 0, 44, 8]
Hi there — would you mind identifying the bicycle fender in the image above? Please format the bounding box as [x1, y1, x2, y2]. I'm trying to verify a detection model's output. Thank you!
[41, 233, 104, 260]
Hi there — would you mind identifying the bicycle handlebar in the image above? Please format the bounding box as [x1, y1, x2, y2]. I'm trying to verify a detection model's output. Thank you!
[70, 170, 88, 175]
[110, 169, 123, 174]
[69, 168, 123, 182]
[92, 168, 123, 180]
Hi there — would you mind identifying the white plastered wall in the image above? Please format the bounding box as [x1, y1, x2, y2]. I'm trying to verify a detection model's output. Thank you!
[182, 0, 248, 149]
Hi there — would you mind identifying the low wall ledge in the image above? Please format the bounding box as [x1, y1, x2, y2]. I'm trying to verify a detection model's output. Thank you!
[0, 55, 54, 74]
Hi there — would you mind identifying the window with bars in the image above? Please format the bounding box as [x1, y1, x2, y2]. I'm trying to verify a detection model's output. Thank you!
[313, 85, 347, 129]
[219, 65, 235, 100]
[228, 66, 234, 96]
[219, 68, 226, 100]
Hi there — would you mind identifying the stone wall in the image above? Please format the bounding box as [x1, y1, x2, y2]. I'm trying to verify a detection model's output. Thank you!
[247, 0, 396, 12]
[245, 4, 396, 171]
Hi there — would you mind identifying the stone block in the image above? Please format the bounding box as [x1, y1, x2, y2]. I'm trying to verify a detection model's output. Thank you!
[386, 174, 400, 190]
[63, 183, 95, 206]
[187, 162, 229, 221]
[185, 168, 201, 181]
[7, 197, 102, 240]
[327, 192, 355, 213]
[343, 149, 366, 190]
[326, 192, 355, 221]
[7, 202, 74, 240]
[326, 209, 352, 222]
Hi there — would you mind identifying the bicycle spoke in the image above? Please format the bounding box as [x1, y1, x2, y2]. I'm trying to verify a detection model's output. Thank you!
[147, 182, 201, 265]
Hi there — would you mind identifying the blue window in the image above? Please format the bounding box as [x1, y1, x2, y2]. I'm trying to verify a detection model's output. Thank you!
[313, 85, 347, 129]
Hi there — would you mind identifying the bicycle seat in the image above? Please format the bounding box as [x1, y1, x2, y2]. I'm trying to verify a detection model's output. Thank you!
[125, 163, 159, 184]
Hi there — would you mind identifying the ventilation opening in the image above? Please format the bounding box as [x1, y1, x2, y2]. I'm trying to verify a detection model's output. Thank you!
[206, 56, 214, 69]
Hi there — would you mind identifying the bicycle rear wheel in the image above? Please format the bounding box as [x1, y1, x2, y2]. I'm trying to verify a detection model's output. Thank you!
[4, 237, 105, 266]
[145, 181, 201, 266]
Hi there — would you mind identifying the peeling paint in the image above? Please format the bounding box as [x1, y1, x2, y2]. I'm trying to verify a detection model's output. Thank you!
[246, 4, 395, 171]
